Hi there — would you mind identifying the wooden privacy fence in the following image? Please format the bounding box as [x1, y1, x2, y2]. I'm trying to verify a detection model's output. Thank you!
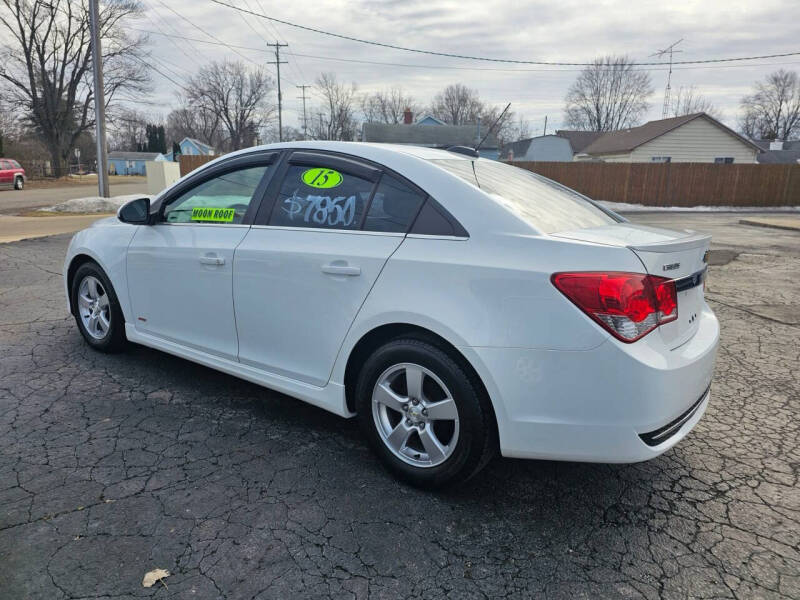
[179, 154, 217, 177]
[512, 162, 800, 207]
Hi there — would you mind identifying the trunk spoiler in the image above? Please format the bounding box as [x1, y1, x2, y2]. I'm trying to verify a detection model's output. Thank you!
[628, 231, 711, 254]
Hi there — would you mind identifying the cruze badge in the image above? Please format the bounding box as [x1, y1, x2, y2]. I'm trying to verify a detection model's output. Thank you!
[662, 262, 680, 272]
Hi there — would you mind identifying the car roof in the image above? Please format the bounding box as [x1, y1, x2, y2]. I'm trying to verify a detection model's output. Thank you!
[161, 140, 535, 238]
[228, 141, 474, 163]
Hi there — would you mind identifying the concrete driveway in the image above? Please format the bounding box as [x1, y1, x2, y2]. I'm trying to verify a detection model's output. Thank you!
[0, 213, 798, 599]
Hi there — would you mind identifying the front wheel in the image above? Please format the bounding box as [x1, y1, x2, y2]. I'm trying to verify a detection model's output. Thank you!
[14, 176, 23, 190]
[356, 337, 496, 488]
[71, 262, 127, 352]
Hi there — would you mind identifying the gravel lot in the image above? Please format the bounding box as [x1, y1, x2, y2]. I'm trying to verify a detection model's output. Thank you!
[1, 214, 798, 599]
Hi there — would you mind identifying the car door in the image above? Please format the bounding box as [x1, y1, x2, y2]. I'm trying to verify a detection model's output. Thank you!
[126, 152, 277, 360]
[0, 160, 11, 185]
[233, 151, 427, 386]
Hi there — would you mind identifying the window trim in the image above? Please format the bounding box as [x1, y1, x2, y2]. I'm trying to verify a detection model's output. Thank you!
[262, 152, 380, 231]
[254, 148, 454, 236]
[152, 150, 280, 226]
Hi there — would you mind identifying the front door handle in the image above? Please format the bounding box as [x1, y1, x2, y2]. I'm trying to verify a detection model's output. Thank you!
[321, 262, 361, 276]
[199, 254, 225, 266]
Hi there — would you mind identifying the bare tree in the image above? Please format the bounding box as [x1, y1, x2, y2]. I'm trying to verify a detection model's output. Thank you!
[479, 104, 524, 146]
[361, 87, 419, 124]
[564, 56, 652, 131]
[430, 83, 485, 125]
[739, 69, 800, 141]
[311, 73, 358, 141]
[165, 104, 222, 149]
[108, 108, 148, 151]
[0, 0, 149, 177]
[670, 86, 721, 120]
[187, 60, 274, 151]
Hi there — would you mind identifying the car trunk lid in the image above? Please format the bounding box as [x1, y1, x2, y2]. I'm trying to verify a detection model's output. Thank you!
[552, 223, 710, 348]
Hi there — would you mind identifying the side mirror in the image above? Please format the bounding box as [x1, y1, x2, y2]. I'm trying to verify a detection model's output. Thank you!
[118, 197, 151, 225]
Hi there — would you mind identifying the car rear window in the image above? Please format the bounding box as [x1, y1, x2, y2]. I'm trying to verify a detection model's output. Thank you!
[430, 159, 618, 234]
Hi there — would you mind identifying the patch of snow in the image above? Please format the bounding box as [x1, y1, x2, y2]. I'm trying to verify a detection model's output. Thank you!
[599, 201, 800, 213]
[39, 194, 149, 214]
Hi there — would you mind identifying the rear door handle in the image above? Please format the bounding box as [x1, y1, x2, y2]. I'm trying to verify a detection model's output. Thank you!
[321, 262, 361, 276]
[199, 254, 225, 266]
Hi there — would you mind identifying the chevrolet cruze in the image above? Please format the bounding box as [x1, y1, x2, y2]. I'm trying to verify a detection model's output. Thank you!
[64, 142, 719, 487]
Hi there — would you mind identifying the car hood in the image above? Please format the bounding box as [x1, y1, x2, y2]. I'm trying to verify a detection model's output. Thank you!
[90, 216, 121, 228]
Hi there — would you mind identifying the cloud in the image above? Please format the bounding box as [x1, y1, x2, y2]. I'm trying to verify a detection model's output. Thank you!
[133, 0, 798, 132]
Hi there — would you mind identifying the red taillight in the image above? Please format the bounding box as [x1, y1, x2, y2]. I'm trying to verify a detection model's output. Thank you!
[551, 272, 678, 342]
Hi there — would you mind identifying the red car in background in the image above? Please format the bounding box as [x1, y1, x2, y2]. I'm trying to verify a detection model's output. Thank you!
[0, 159, 25, 190]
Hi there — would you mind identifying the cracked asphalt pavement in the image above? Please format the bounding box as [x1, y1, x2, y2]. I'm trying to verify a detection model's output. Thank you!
[1, 213, 799, 599]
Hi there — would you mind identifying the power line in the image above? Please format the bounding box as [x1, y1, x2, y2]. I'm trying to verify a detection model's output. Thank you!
[208, 0, 800, 67]
[130, 54, 192, 94]
[142, 1, 210, 63]
[153, 0, 261, 67]
[129, 27, 800, 74]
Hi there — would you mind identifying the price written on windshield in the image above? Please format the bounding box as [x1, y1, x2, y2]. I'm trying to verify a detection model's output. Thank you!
[282, 191, 358, 227]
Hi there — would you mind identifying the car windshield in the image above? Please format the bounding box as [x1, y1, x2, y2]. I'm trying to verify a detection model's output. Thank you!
[430, 159, 619, 234]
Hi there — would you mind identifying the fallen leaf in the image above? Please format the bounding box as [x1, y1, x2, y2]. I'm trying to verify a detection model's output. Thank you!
[142, 568, 170, 588]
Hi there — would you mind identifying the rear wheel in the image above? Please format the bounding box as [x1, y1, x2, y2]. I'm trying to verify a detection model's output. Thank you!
[71, 262, 127, 352]
[356, 337, 495, 488]
[13, 176, 23, 190]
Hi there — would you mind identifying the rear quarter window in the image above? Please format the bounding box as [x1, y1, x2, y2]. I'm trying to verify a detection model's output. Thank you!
[431, 159, 618, 234]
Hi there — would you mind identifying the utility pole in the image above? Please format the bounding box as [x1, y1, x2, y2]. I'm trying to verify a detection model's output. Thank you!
[88, 0, 109, 197]
[543, 115, 548, 136]
[296, 85, 311, 139]
[266, 43, 288, 141]
[651, 39, 683, 119]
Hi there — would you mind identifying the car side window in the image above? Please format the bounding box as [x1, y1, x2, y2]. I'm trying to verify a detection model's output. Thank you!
[0, 160, 10, 170]
[162, 165, 270, 224]
[363, 174, 426, 233]
[269, 164, 375, 230]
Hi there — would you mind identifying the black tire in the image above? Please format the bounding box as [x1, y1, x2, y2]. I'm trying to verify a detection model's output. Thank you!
[71, 261, 128, 352]
[14, 176, 23, 190]
[355, 337, 496, 488]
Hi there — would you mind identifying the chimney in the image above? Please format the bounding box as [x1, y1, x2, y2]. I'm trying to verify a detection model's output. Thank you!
[403, 108, 413, 125]
[770, 140, 784, 151]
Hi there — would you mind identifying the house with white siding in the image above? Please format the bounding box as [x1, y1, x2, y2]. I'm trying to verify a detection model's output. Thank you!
[502, 135, 573, 162]
[573, 113, 760, 164]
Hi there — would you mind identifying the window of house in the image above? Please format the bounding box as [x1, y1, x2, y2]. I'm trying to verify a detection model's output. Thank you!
[714, 157, 734, 164]
[651, 156, 672, 163]
[162, 165, 270, 224]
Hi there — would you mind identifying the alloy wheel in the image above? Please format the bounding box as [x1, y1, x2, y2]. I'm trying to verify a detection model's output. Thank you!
[78, 275, 111, 340]
[371, 362, 460, 468]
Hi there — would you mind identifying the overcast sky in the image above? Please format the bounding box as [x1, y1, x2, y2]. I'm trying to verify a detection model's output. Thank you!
[126, 0, 798, 133]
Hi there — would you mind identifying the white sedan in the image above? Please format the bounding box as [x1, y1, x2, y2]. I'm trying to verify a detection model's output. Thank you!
[64, 142, 719, 487]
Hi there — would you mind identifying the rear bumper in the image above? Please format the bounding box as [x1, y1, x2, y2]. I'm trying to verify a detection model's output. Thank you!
[463, 302, 719, 463]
